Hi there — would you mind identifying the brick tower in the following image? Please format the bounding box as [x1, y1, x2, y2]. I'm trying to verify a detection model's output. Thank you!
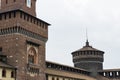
[71, 40, 104, 76]
[0, 0, 50, 80]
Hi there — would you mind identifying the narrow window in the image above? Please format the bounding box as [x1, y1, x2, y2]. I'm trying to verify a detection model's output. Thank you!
[6, 0, 8, 4]
[24, 14, 26, 20]
[9, 12, 11, 18]
[4, 14, 6, 20]
[57, 78, 59, 80]
[13, 12, 16, 18]
[27, 0, 31, 8]
[2, 69, 6, 77]
[20, 12, 22, 18]
[11, 71, 15, 78]
[0, 14, 1, 20]
[0, 47, 2, 52]
[52, 77, 54, 80]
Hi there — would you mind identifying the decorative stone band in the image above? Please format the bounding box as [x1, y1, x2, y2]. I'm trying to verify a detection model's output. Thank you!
[0, 26, 47, 42]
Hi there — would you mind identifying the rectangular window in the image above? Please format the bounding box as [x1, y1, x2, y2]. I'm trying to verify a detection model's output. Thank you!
[27, 0, 31, 8]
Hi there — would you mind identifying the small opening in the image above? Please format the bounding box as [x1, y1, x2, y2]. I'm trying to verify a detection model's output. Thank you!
[9, 12, 11, 18]
[24, 14, 26, 20]
[52, 77, 54, 80]
[6, 0, 8, 4]
[2, 69, 6, 77]
[57, 78, 59, 80]
[27, 15, 29, 21]
[13, 0, 16, 2]
[0, 14, 2, 20]
[13, 12, 16, 18]
[11, 71, 15, 78]
[20, 12, 22, 18]
[0, 47, 2, 52]
[4, 14, 6, 20]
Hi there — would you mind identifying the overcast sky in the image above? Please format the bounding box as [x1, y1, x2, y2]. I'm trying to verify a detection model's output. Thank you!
[36, 0, 120, 69]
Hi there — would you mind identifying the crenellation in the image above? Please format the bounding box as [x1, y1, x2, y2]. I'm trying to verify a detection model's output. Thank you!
[46, 61, 90, 76]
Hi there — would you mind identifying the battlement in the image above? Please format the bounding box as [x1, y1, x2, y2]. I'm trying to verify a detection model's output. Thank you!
[0, 10, 50, 29]
[99, 69, 120, 79]
[46, 61, 90, 76]
[0, 10, 50, 41]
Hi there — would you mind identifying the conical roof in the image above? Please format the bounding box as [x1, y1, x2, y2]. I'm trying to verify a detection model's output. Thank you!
[72, 40, 104, 53]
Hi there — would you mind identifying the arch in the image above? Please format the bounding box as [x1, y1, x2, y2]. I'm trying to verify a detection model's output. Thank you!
[28, 47, 38, 64]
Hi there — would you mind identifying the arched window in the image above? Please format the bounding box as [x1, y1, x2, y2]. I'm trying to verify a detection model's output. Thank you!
[28, 47, 37, 64]
[2, 69, 6, 77]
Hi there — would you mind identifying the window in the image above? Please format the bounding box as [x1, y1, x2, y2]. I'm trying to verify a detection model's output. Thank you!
[27, 0, 31, 8]
[13, 12, 16, 18]
[52, 77, 54, 80]
[9, 12, 11, 18]
[2, 69, 6, 77]
[28, 55, 34, 63]
[0, 47, 2, 52]
[57, 78, 59, 80]
[11, 71, 15, 78]
[4, 14, 6, 20]
[28, 47, 37, 64]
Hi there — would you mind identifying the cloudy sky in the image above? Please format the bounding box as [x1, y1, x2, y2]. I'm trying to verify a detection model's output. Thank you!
[36, 0, 120, 69]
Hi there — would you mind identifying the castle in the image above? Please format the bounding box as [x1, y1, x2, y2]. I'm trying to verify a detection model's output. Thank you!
[0, 0, 120, 80]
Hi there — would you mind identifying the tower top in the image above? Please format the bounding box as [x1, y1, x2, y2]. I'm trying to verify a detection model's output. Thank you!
[85, 27, 89, 47]
[85, 39, 90, 47]
[0, 0, 37, 16]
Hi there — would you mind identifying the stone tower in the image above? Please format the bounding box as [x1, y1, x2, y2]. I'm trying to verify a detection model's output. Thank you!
[0, 0, 50, 80]
[71, 40, 104, 75]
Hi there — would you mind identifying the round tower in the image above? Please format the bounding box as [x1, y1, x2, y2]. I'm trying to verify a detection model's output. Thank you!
[71, 40, 104, 72]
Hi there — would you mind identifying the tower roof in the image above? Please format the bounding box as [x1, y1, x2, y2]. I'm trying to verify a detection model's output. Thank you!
[72, 40, 104, 53]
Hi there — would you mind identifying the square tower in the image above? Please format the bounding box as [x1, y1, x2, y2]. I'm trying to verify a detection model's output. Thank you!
[0, 0, 50, 80]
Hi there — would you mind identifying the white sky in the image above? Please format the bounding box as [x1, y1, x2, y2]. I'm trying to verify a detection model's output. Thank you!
[36, 0, 120, 69]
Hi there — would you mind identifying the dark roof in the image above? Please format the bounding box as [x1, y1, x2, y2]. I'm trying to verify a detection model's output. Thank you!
[75, 46, 102, 52]
[72, 40, 104, 53]
[0, 61, 15, 69]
